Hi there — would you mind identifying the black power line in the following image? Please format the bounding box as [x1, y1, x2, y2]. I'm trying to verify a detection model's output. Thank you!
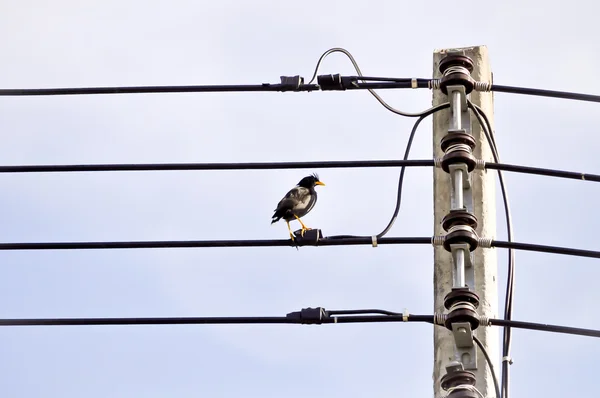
[0, 159, 434, 173]
[0, 82, 319, 96]
[0, 161, 598, 184]
[0, 237, 597, 259]
[487, 162, 600, 182]
[0, 314, 433, 327]
[491, 84, 600, 103]
[492, 240, 600, 259]
[2, 310, 598, 339]
[469, 101, 516, 398]
[474, 335, 501, 398]
[488, 318, 600, 338]
[0, 236, 432, 250]
[0, 76, 429, 97]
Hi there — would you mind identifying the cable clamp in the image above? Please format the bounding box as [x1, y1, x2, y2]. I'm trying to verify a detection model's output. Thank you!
[434, 157, 443, 168]
[411, 78, 418, 89]
[429, 79, 441, 90]
[371, 236, 378, 247]
[478, 237, 493, 248]
[478, 315, 490, 326]
[475, 158, 486, 170]
[432, 235, 446, 247]
[279, 75, 304, 91]
[502, 356, 514, 365]
[434, 312, 447, 326]
[473, 81, 492, 92]
[402, 309, 409, 322]
[285, 307, 329, 324]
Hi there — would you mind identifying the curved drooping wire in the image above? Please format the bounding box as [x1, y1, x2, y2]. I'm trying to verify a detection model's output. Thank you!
[325, 104, 450, 242]
[308, 47, 440, 118]
[468, 101, 515, 398]
[374, 103, 449, 239]
[308, 48, 452, 240]
[474, 335, 501, 398]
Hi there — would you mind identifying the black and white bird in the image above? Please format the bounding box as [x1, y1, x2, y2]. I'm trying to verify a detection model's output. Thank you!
[271, 174, 325, 240]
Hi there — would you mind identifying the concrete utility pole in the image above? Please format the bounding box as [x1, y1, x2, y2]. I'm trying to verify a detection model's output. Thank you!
[432, 46, 499, 398]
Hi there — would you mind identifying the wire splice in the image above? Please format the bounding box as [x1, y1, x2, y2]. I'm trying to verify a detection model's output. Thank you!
[285, 307, 330, 324]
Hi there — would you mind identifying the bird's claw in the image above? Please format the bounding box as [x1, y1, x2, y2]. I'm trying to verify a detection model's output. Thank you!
[300, 227, 312, 237]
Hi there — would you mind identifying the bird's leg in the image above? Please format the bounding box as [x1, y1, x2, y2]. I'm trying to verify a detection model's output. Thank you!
[286, 220, 295, 241]
[294, 215, 311, 236]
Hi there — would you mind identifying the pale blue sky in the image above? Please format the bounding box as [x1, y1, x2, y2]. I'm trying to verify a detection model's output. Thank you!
[0, 1, 599, 397]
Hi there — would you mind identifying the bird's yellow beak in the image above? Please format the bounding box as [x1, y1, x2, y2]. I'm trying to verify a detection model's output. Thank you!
[315, 181, 325, 186]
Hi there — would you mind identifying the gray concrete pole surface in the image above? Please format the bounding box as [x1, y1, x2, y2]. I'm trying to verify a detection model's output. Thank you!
[432, 45, 500, 398]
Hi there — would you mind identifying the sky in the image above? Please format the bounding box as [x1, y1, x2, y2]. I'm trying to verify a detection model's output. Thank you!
[0, 1, 599, 397]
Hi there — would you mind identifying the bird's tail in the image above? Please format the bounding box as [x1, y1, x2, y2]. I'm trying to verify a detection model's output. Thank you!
[271, 216, 281, 224]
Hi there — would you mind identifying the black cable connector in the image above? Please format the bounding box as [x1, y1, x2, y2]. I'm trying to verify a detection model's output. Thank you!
[285, 307, 330, 324]
[316, 74, 430, 91]
[279, 75, 305, 91]
[317, 74, 350, 90]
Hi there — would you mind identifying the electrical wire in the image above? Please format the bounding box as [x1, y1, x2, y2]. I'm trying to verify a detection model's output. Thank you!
[307, 47, 443, 117]
[0, 237, 598, 258]
[488, 318, 600, 338]
[0, 82, 321, 96]
[0, 314, 434, 327]
[486, 163, 600, 182]
[2, 311, 599, 339]
[473, 335, 501, 398]
[490, 84, 600, 103]
[0, 75, 433, 97]
[468, 101, 515, 398]
[0, 160, 598, 183]
[0, 236, 433, 251]
[491, 240, 600, 259]
[326, 309, 403, 316]
[344, 82, 423, 90]
[347, 76, 432, 90]
[374, 103, 450, 239]
[0, 159, 434, 173]
[307, 47, 453, 240]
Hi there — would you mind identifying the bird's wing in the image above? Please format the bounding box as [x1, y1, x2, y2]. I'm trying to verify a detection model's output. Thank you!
[275, 186, 311, 212]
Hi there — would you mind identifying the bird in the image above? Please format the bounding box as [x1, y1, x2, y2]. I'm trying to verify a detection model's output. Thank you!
[271, 173, 325, 240]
